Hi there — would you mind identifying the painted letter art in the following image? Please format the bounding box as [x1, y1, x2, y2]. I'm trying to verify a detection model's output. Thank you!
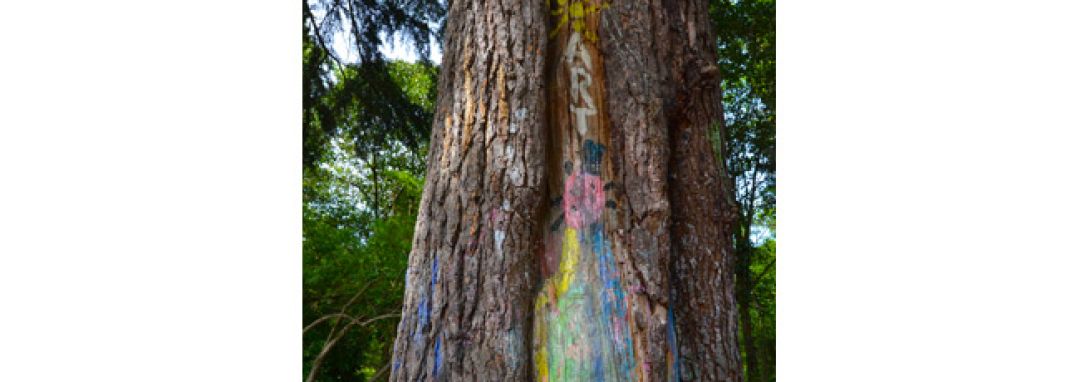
[531, 2, 676, 380]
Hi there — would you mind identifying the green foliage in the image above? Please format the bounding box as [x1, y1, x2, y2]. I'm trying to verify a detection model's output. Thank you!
[388, 61, 439, 114]
[710, 0, 776, 381]
[304, 56, 438, 173]
[302, 58, 437, 381]
[712, 0, 775, 112]
[303, 144, 426, 381]
[302, 192, 418, 380]
[302, 0, 444, 169]
[302, 2, 442, 379]
[746, 239, 776, 380]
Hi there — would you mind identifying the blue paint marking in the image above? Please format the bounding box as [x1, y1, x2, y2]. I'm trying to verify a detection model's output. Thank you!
[431, 254, 439, 287]
[668, 298, 680, 381]
[593, 348, 605, 381]
[416, 297, 430, 326]
[593, 224, 615, 327]
[415, 254, 439, 340]
[583, 139, 605, 175]
[433, 337, 443, 377]
[590, 223, 637, 378]
[415, 296, 429, 341]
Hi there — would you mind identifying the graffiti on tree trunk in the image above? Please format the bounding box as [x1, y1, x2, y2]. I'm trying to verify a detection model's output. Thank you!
[531, 2, 677, 378]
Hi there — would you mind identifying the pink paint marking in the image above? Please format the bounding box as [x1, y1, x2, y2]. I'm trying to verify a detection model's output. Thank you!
[490, 208, 506, 225]
[563, 171, 605, 228]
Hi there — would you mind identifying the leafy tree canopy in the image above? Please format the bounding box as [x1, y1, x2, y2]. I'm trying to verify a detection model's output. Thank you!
[302, 2, 443, 380]
[302, 59, 435, 380]
[302, 0, 444, 168]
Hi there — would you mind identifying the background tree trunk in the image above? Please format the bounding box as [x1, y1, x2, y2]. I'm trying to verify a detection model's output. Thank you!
[735, 222, 758, 382]
[390, 0, 741, 380]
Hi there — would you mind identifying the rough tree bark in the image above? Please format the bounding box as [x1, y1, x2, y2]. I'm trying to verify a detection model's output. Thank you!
[390, 0, 741, 380]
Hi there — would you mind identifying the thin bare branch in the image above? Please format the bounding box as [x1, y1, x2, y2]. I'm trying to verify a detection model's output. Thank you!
[749, 258, 776, 291]
[304, 312, 401, 334]
[326, 279, 377, 339]
[303, 0, 345, 71]
[305, 313, 401, 382]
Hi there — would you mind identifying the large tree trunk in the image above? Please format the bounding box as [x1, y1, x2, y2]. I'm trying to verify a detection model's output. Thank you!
[390, 1, 741, 381]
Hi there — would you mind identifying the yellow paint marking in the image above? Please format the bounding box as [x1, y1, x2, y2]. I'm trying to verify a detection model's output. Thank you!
[558, 228, 579, 295]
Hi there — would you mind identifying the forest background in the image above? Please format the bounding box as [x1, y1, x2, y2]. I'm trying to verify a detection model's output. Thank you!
[302, 1, 774, 381]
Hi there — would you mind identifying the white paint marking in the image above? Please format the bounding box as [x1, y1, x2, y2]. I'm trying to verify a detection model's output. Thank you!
[510, 108, 527, 134]
[563, 32, 592, 70]
[569, 67, 597, 136]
